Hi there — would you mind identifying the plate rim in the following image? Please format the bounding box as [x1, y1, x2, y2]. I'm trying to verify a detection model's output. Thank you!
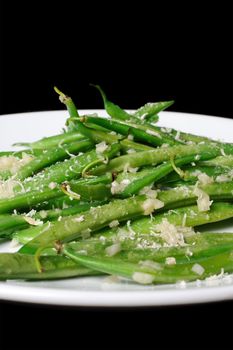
[0, 279, 232, 307]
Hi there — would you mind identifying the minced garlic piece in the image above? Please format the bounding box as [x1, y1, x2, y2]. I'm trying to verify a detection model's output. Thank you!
[111, 179, 130, 194]
[192, 263, 205, 276]
[197, 173, 213, 185]
[73, 215, 85, 223]
[48, 182, 57, 189]
[193, 186, 213, 212]
[146, 129, 161, 138]
[96, 141, 108, 153]
[139, 260, 162, 270]
[132, 272, 154, 284]
[165, 257, 176, 265]
[24, 216, 43, 226]
[142, 198, 164, 215]
[140, 186, 158, 199]
[109, 220, 119, 228]
[105, 243, 121, 257]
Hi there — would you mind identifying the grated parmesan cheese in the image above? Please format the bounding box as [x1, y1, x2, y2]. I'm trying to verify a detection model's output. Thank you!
[0, 179, 25, 199]
[0, 153, 33, 175]
[154, 219, 187, 247]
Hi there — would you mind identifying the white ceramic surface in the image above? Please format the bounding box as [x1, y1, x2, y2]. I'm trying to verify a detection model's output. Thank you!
[0, 110, 232, 306]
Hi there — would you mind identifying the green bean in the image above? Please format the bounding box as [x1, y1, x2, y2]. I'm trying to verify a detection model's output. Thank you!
[15, 140, 94, 180]
[77, 202, 232, 250]
[131, 202, 233, 235]
[34, 201, 107, 222]
[16, 143, 120, 193]
[93, 84, 174, 124]
[0, 174, 113, 214]
[19, 195, 156, 254]
[14, 200, 110, 245]
[125, 120, 180, 145]
[82, 115, 176, 147]
[0, 151, 16, 157]
[0, 214, 29, 235]
[13, 131, 85, 150]
[91, 85, 132, 121]
[151, 125, 212, 144]
[0, 149, 45, 158]
[161, 165, 229, 185]
[55, 87, 121, 145]
[120, 139, 154, 152]
[157, 181, 233, 209]
[81, 202, 233, 247]
[9, 203, 104, 245]
[54, 87, 80, 130]
[92, 142, 223, 176]
[63, 247, 233, 284]
[200, 155, 233, 168]
[32, 172, 112, 210]
[0, 187, 63, 214]
[68, 231, 233, 266]
[133, 101, 174, 122]
[0, 202, 104, 243]
[0, 214, 28, 231]
[0, 253, 101, 280]
[119, 153, 216, 197]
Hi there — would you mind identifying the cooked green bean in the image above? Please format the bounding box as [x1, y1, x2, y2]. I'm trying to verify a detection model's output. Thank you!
[92, 142, 226, 176]
[15, 140, 94, 180]
[13, 131, 85, 150]
[0, 253, 101, 280]
[82, 115, 177, 147]
[63, 247, 233, 284]
[19, 195, 158, 254]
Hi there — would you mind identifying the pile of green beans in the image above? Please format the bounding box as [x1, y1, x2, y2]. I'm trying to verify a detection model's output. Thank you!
[0, 86, 232, 285]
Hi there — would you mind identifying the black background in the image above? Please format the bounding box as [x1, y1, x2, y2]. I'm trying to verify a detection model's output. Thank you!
[0, 1, 233, 349]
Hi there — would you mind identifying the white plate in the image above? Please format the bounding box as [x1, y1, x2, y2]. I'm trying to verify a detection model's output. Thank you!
[0, 110, 232, 306]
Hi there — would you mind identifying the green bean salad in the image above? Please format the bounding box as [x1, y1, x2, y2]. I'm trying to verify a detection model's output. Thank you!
[0, 86, 233, 285]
